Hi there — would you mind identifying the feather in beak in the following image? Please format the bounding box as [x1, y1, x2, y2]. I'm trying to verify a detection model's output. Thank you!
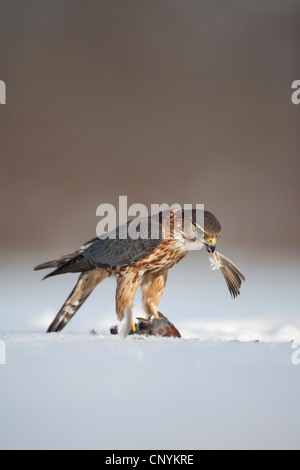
[209, 251, 245, 298]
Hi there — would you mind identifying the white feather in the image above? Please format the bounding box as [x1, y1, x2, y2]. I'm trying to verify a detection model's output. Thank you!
[209, 254, 223, 271]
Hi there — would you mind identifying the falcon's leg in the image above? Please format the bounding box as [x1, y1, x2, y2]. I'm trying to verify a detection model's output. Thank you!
[140, 271, 168, 320]
[115, 272, 141, 331]
[47, 269, 108, 333]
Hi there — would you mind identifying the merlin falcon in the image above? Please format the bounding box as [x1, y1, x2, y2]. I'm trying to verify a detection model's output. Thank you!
[34, 209, 245, 333]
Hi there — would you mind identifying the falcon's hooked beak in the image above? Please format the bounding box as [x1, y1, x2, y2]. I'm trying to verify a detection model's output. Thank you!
[204, 237, 217, 253]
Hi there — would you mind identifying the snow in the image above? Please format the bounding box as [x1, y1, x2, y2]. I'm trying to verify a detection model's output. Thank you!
[1, 251, 300, 449]
[0, 333, 299, 450]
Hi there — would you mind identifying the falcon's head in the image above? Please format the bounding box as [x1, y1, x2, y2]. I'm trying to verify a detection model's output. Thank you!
[191, 209, 221, 253]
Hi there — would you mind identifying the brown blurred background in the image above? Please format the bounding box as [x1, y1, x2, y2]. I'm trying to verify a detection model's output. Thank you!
[0, 0, 299, 253]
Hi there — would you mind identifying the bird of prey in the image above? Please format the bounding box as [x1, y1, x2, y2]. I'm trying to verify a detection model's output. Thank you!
[34, 209, 245, 333]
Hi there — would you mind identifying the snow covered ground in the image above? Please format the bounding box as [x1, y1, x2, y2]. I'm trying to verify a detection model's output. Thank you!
[0, 333, 299, 450]
[0, 250, 300, 449]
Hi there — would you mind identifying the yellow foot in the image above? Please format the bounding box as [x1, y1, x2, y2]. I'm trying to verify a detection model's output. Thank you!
[131, 318, 136, 333]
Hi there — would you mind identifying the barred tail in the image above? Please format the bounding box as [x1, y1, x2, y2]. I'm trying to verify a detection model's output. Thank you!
[47, 269, 108, 333]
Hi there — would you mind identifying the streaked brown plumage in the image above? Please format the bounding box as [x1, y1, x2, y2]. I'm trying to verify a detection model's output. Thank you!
[34, 209, 245, 334]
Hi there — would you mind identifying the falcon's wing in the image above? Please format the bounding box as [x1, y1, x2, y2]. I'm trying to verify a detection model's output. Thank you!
[83, 236, 162, 267]
[34, 237, 99, 272]
[36, 217, 163, 278]
[34, 250, 83, 271]
[211, 251, 245, 298]
[83, 216, 163, 267]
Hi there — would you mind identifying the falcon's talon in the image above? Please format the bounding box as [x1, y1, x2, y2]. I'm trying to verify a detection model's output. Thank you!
[131, 320, 136, 333]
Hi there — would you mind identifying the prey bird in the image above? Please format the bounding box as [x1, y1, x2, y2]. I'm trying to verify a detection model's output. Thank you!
[34, 209, 245, 333]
